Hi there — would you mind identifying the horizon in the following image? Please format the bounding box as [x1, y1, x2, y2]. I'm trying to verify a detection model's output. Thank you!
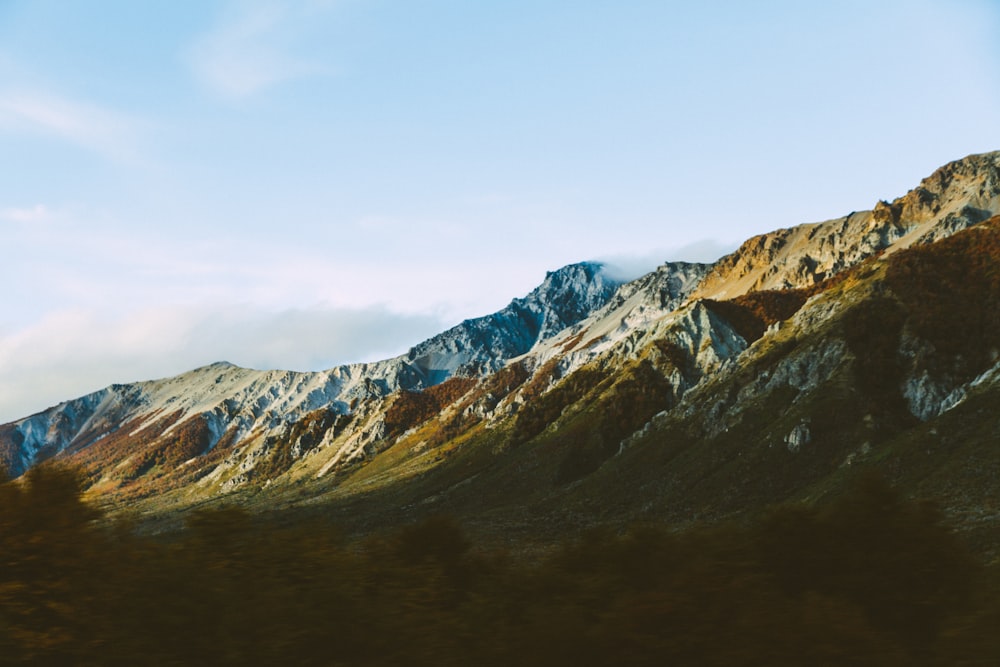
[3, 1, 1000, 423]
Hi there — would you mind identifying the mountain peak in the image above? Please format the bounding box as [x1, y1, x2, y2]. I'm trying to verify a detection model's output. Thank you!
[691, 151, 1000, 301]
[544, 260, 605, 278]
[3, 150, 1000, 524]
[400, 260, 622, 384]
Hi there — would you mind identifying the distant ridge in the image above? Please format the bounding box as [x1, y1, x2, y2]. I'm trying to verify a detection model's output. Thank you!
[2, 151, 1000, 552]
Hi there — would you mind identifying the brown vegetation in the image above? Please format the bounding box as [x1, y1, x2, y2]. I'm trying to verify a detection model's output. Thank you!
[414, 363, 533, 448]
[703, 253, 884, 344]
[518, 359, 562, 404]
[550, 359, 680, 484]
[509, 366, 608, 447]
[559, 331, 586, 352]
[253, 409, 352, 480]
[383, 377, 478, 441]
[704, 289, 812, 343]
[885, 216, 1000, 380]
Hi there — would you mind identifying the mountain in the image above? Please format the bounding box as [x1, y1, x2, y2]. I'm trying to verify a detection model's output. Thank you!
[3, 151, 1000, 551]
[0, 261, 625, 481]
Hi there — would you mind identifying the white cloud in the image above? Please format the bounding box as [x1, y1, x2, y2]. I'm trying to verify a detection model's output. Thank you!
[0, 303, 446, 424]
[596, 239, 738, 281]
[0, 204, 51, 224]
[0, 205, 570, 423]
[0, 205, 596, 424]
[1, 205, 538, 325]
[187, 0, 334, 98]
[0, 91, 142, 161]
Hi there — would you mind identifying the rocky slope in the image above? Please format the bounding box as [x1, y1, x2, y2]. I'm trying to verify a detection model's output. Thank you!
[3, 151, 1000, 546]
[0, 262, 622, 480]
[691, 151, 1000, 299]
[277, 214, 1000, 554]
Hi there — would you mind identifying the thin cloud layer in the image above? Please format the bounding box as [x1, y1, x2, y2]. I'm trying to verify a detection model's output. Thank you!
[0, 304, 446, 424]
[0, 91, 141, 161]
[0, 204, 51, 224]
[596, 240, 738, 282]
[187, 0, 333, 97]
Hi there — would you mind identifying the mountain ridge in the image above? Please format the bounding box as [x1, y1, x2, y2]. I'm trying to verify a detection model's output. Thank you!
[0, 261, 623, 478]
[3, 150, 1000, 546]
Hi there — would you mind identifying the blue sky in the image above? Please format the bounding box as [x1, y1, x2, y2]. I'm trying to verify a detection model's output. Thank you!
[1, 0, 999, 422]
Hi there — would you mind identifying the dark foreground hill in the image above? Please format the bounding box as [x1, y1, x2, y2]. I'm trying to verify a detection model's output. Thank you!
[2, 465, 998, 665]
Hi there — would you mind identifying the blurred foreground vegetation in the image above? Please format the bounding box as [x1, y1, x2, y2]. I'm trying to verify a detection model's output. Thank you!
[2, 465, 999, 666]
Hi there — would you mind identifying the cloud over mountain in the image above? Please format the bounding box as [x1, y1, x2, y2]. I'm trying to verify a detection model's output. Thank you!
[0, 304, 446, 423]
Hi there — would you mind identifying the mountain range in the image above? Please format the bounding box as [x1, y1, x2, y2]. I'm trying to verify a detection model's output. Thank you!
[3, 150, 1000, 550]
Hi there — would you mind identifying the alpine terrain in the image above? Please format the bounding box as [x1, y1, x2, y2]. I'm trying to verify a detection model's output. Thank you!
[3, 150, 1000, 552]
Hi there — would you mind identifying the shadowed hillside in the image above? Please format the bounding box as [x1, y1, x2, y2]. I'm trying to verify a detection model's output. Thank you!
[2, 465, 998, 665]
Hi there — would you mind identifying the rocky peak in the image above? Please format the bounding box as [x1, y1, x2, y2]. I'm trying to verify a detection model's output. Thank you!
[530, 261, 619, 339]
[896, 150, 1000, 242]
[0, 260, 624, 476]
[402, 262, 622, 381]
[691, 151, 1000, 301]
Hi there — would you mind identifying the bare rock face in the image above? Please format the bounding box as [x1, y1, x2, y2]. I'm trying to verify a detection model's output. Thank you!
[403, 261, 623, 382]
[899, 152, 1000, 229]
[872, 199, 903, 227]
[0, 263, 624, 478]
[785, 421, 811, 452]
[692, 151, 1000, 301]
[902, 371, 967, 422]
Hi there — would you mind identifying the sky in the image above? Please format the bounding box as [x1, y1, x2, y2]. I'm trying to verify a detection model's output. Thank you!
[2, 0, 999, 423]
